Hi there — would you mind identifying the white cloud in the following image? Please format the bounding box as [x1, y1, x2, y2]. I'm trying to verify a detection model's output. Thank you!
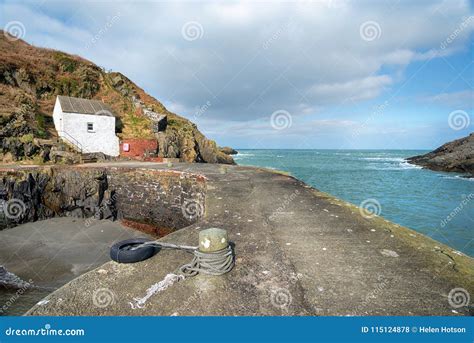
[1, 0, 472, 148]
[309, 75, 393, 104]
[420, 90, 474, 107]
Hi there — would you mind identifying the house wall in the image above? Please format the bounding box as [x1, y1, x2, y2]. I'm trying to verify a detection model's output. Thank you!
[52, 97, 63, 133]
[53, 99, 119, 157]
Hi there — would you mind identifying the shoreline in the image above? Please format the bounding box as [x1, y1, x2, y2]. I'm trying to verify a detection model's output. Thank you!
[0, 162, 469, 316]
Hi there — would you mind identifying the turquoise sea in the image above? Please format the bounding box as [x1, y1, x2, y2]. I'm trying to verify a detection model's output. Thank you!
[235, 150, 473, 257]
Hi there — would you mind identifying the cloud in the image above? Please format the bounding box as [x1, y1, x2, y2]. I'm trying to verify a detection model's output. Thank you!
[1, 0, 472, 148]
[309, 75, 393, 104]
[420, 90, 474, 108]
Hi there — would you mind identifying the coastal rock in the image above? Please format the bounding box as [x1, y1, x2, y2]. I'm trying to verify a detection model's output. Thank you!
[0, 33, 233, 165]
[0, 265, 33, 290]
[219, 146, 238, 155]
[192, 132, 234, 164]
[49, 147, 81, 164]
[407, 133, 474, 176]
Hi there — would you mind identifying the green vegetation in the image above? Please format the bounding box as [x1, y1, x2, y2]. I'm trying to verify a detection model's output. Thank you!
[53, 52, 78, 73]
[34, 113, 49, 138]
[19, 133, 34, 143]
[55, 76, 79, 96]
[121, 111, 154, 139]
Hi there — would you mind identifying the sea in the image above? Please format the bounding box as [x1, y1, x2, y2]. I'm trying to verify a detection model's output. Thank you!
[234, 149, 473, 257]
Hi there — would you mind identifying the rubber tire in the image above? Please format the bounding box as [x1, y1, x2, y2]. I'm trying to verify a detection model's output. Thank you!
[110, 238, 158, 264]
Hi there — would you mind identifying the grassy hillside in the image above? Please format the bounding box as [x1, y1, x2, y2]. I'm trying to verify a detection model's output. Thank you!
[0, 32, 233, 164]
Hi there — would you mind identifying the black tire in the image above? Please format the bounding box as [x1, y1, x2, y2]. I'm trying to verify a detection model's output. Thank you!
[110, 238, 158, 264]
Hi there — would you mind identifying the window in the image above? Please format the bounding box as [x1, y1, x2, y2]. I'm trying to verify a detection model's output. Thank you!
[87, 122, 94, 132]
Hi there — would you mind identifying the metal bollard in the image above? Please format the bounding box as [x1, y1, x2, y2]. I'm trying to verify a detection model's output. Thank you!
[198, 228, 228, 252]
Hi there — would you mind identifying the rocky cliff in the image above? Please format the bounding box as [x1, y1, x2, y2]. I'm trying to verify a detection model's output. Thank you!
[407, 133, 474, 176]
[0, 32, 234, 164]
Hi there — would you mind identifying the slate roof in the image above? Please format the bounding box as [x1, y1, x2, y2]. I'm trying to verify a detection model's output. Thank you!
[57, 95, 114, 116]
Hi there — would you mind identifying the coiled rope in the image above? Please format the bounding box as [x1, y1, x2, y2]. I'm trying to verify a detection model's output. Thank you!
[129, 241, 234, 309]
[179, 245, 234, 277]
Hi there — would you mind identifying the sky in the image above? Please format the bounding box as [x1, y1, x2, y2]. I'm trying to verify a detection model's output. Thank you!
[1, 0, 473, 149]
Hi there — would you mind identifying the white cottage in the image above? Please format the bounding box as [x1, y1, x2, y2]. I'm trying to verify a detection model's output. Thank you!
[53, 95, 120, 156]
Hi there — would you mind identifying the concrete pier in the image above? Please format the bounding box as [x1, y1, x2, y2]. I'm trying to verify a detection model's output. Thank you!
[1, 162, 471, 316]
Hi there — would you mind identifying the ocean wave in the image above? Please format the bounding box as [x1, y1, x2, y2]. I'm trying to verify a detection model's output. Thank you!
[399, 161, 422, 169]
[365, 161, 422, 171]
[234, 153, 254, 158]
[361, 157, 405, 162]
[438, 174, 474, 181]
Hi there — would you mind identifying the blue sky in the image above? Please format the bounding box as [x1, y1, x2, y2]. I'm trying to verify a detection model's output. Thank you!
[1, 0, 473, 149]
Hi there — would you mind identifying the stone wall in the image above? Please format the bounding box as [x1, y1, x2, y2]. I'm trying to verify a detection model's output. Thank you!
[0, 167, 206, 233]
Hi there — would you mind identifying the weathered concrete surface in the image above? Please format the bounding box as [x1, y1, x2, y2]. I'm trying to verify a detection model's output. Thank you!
[0, 218, 151, 315]
[10, 162, 474, 316]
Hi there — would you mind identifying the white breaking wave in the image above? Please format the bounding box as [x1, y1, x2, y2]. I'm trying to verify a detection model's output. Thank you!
[234, 153, 254, 158]
[366, 160, 422, 171]
[399, 161, 422, 169]
[362, 157, 406, 162]
[438, 174, 474, 181]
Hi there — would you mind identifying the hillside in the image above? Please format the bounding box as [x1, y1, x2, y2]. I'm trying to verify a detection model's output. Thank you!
[407, 133, 474, 176]
[0, 32, 234, 164]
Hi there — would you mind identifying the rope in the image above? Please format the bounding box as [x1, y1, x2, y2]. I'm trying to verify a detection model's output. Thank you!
[130, 273, 184, 309]
[128, 241, 234, 309]
[180, 245, 234, 277]
[131, 241, 198, 252]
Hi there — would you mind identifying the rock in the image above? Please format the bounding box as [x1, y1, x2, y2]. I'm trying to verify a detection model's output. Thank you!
[0, 265, 33, 290]
[152, 114, 167, 132]
[49, 147, 81, 164]
[407, 133, 474, 176]
[195, 133, 236, 164]
[219, 146, 238, 155]
[24, 142, 39, 157]
[40, 146, 51, 163]
[0, 36, 234, 165]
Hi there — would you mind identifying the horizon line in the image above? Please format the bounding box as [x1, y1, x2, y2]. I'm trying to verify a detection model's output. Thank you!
[232, 148, 430, 151]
